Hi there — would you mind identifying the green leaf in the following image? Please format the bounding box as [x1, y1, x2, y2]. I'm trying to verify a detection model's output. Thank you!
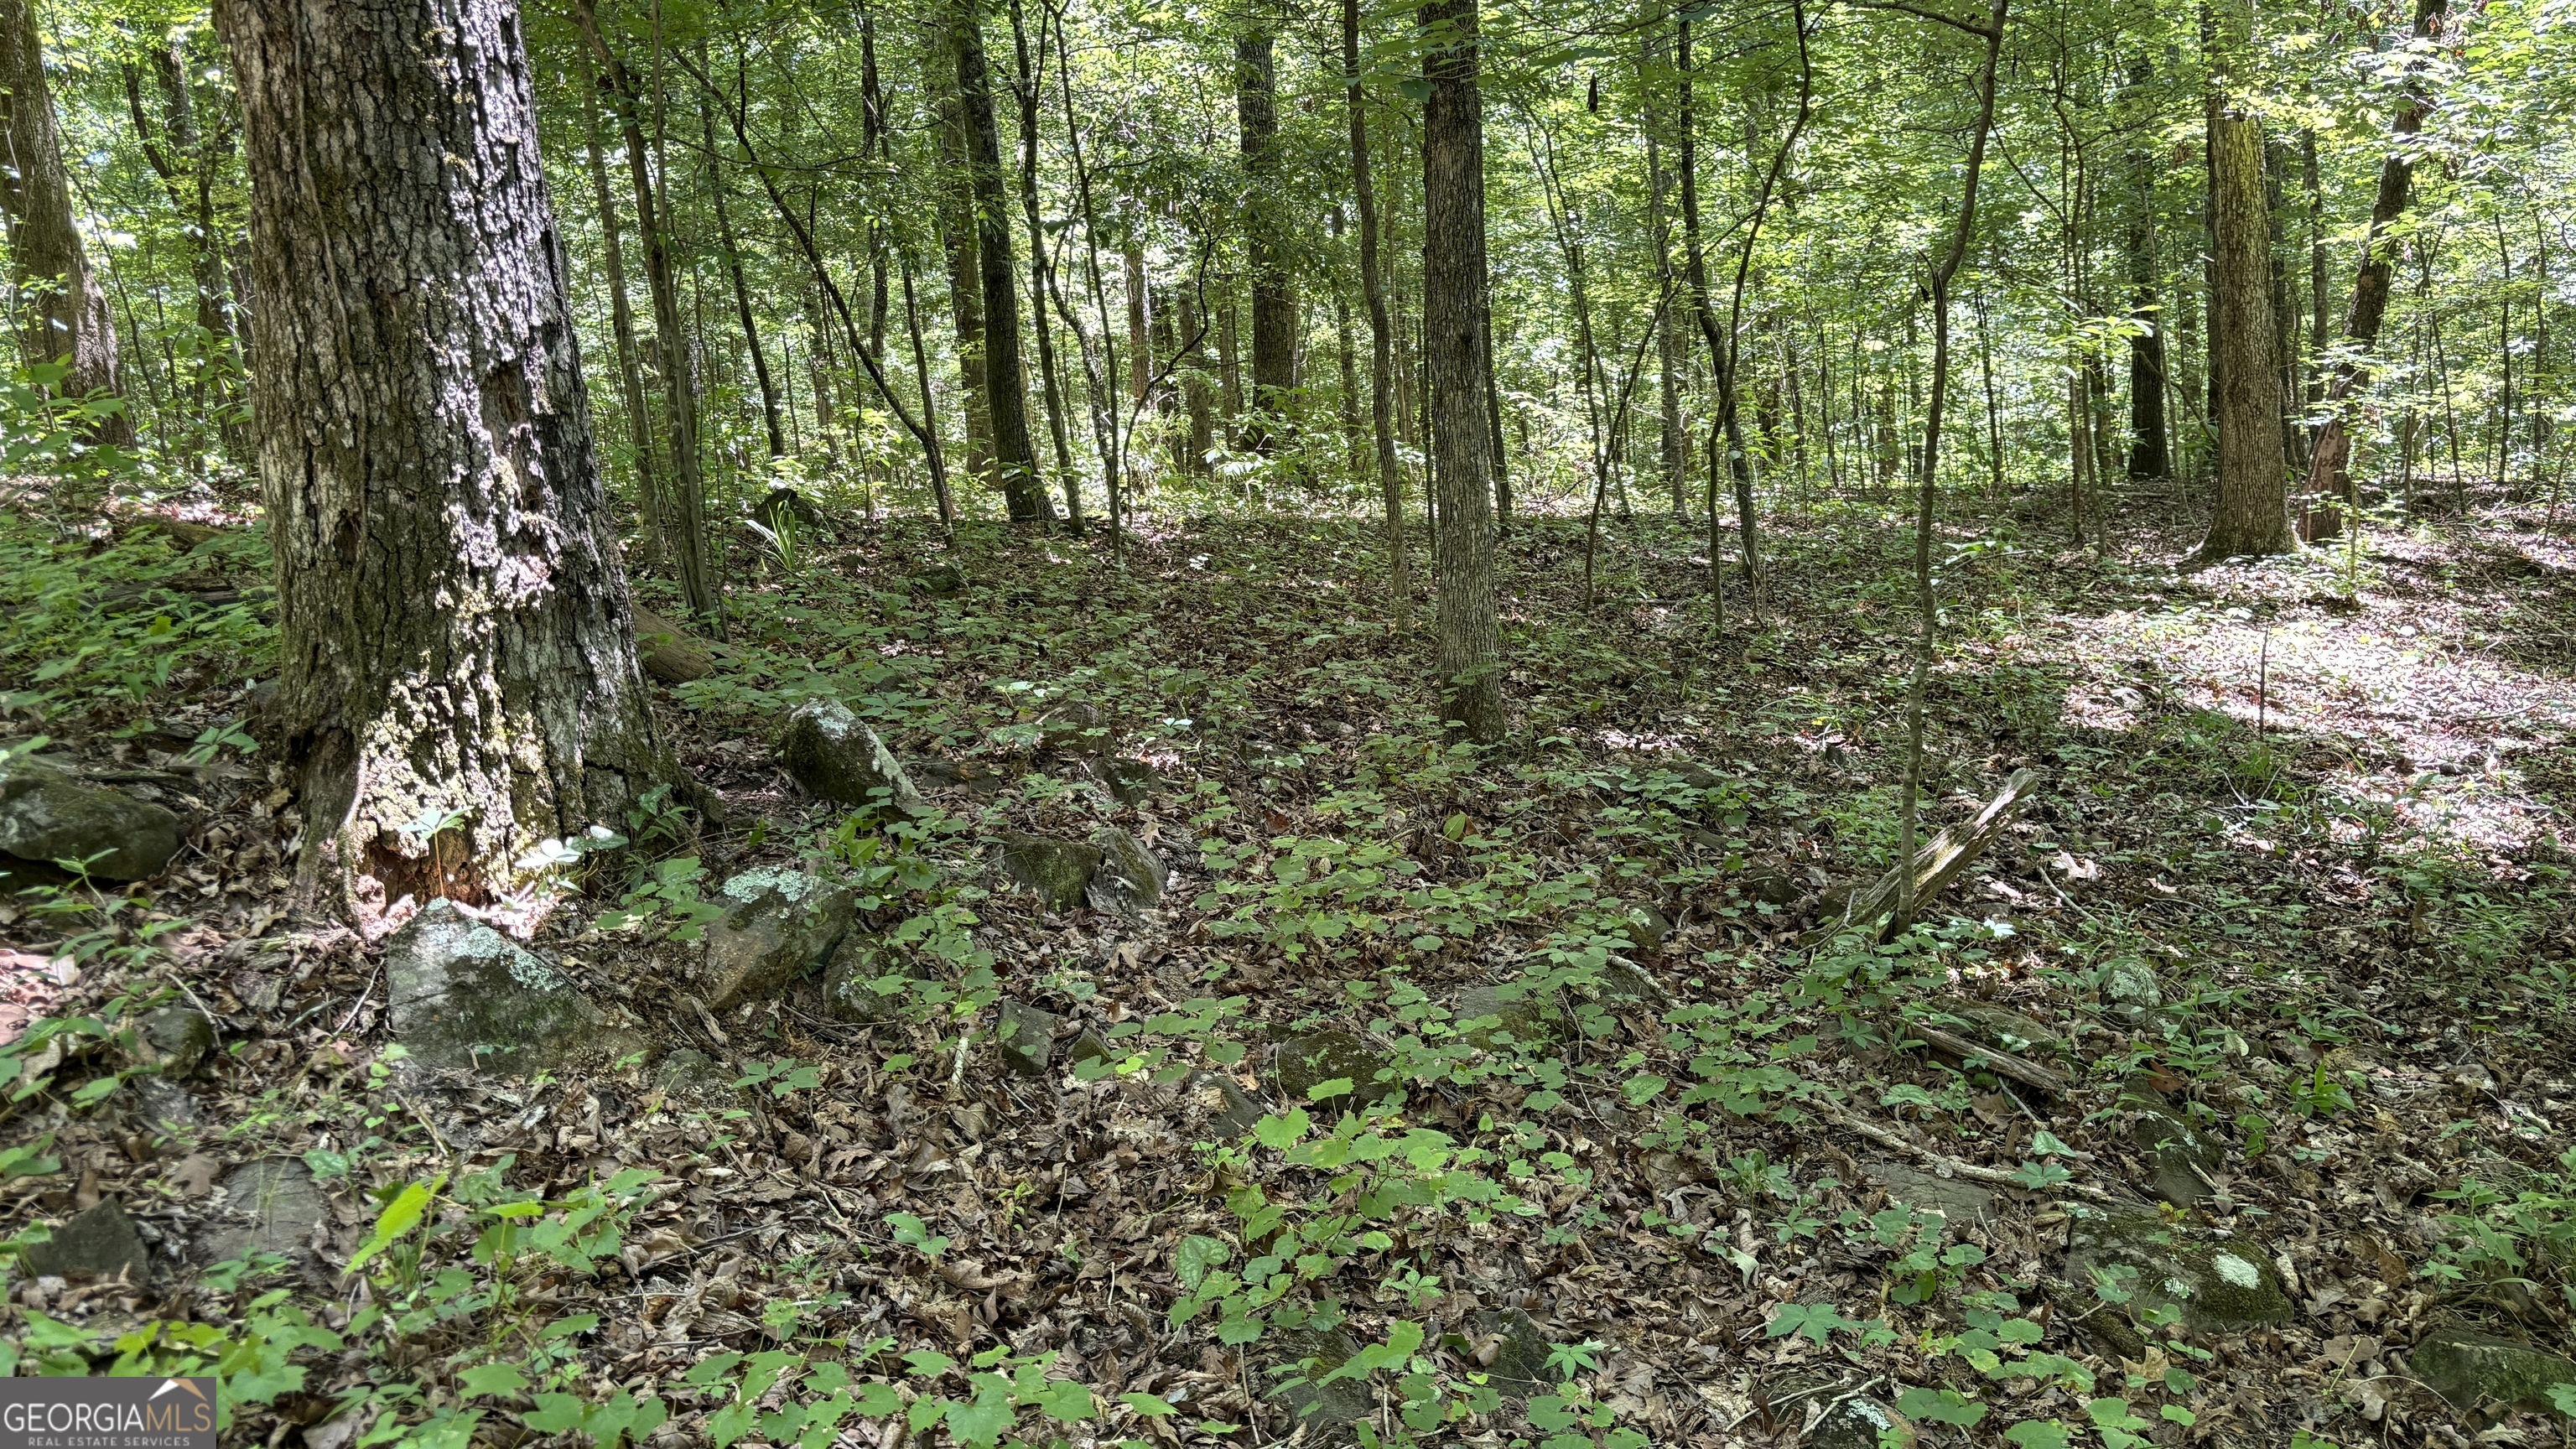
[1306, 1077, 1354, 1100]
[1254, 1108, 1311, 1148]
[346, 1175, 444, 1275]
[2001, 1420, 2074, 1449]
[458, 1363, 528, 1399]
[1893, 1386, 1987, 1426]
[1124, 1392, 1179, 1416]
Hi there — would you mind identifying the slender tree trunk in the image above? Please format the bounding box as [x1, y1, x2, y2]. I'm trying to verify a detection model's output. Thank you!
[935, 67, 995, 491]
[2195, 0, 2296, 560]
[2304, 0, 2446, 506]
[860, 0, 890, 361]
[952, 4, 1047, 522]
[575, 10, 719, 624]
[0, 0, 130, 445]
[1124, 238, 1150, 405]
[1218, 277, 1243, 445]
[1420, 0, 1504, 741]
[2125, 70, 2169, 480]
[1238, 28, 1294, 454]
[1179, 288, 1215, 473]
[1007, 0, 1078, 526]
[1346, 0, 1410, 627]
[699, 83, 783, 458]
[221, 0, 670, 910]
[579, 51, 665, 563]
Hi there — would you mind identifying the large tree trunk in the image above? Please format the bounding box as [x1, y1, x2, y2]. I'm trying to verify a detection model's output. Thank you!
[952, 3, 1048, 522]
[1345, 0, 1410, 626]
[0, 0, 130, 445]
[221, 0, 670, 917]
[2196, 84, 2295, 558]
[2305, 0, 2446, 506]
[1238, 29, 1295, 454]
[578, 52, 665, 562]
[1420, 0, 1504, 742]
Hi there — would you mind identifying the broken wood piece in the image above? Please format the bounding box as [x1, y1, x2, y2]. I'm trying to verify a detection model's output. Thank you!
[1806, 767, 2042, 944]
[1814, 1101, 2111, 1203]
[632, 603, 716, 683]
[1904, 1021, 2071, 1096]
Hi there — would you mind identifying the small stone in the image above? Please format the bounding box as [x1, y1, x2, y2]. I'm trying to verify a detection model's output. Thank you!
[1618, 902, 1673, 952]
[2062, 1210, 2291, 1335]
[386, 901, 628, 1074]
[915, 561, 966, 595]
[141, 1005, 215, 1078]
[1067, 1026, 1113, 1067]
[1275, 1029, 1398, 1107]
[776, 699, 921, 808]
[995, 1000, 1061, 1077]
[650, 1048, 743, 1106]
[819, 951, 914, 1024]
[1036, 701, 1106, 755]
[201, 1159, 327, 1268]
[1264, 1326, 1373, 1446]
[23, 1200, 149, 1282]
[1189, 1071, 1266, 1138]
[1593, 957, 1673, 1012]
[2101, 957, 2163, 1010]
[127, 1076, 199, 1135]
[1467, 1306, 1555, 1389]
[1807, 1395, 1921, 1449]
[1094, 757, 1159, 806]
[2412, 1325, 2576, 1415]
[2133, 1107, 2220, 1208]
[1454, 983, 1561, 1052]
[993, 832, 1103, 913]
[1086, 827, 1166, 916]
[1862, 1161, 1996, 1228]
[0, 759, 182, 880]
[1737, 869, 1801, 906]
[694, 868, 857, 1010]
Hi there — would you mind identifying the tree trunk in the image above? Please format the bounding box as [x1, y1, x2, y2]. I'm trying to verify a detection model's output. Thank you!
[1421, 0, 1504, 741]
[935, 70, 995, 491]
[579, 51, 665, 562]
[860, 0, 890, 361]
[2304, 0, 2445, 506]
[1007, 0, 1078, 525]
[952, 5, 1047, 522]
[699, 85, 783, 459]
[2124, 73, 2168, 480]
[1346, 0, 1410, 627]
[1217, 278, 1242, 445]
[2196, 76, 2295, 558]
[1238, 29, 1295, 454]
[1178, 288, 1214, 473]
[0, 0, 130, 444]
[1124, 237, 1150, 405]
[221, 0, 671, 913]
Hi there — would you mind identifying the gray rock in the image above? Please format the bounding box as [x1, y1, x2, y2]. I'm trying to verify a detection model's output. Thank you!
[1618, 902, 1673, 952]
[1807, 1395, 1921, 1449]
[127, 1076, 199, 1135]
[23, 1200, 149, 1282]
[650, 1048, 745, 1106]
[1036, 701, 1107, 755]
[1188, 1071, 1267, 1138]
[141, 1005, 215, 1078]
[1264, 1325, 1373, 1446]
[1094, 757, 1159, 806]
[1067, 1026, 1114, 1068]
[915, 561, 966, 595]
[776, 699, 921, 808]
[2133, 1108, 2220, 1209]
[694, 867, 857, 1010]
[1862, 1161, 1996, 1228]
[201, 1160, 326, 1267]
[2062, 1210, 2291, 1335]
[386, 901, 627, 1073]
[2101, 958, 2163, 1010]
[995, 1000, 1061, 1077]
[1275, 1029, 1399, 1108]
[2411, 1326, 2576, 1415]
[1594, 956, 1673, 1011]
[0, 760, 181, 880]
[1467, 1306, 1555, 1389]
[1085, 827, 1166, 916]
[1737, 869, 1802, 906]
[1454, 983, 1562, 1052]
[819, 952, 915, 1025]
[993, 832, 1102, 913]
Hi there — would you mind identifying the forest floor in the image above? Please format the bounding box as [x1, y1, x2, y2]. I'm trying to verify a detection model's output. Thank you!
[3, 486, 2574, 1449]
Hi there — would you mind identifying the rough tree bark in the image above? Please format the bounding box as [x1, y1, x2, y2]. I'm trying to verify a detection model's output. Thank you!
[220, 0, 672, 918]
[2124, 62, 2168, 480]
[1238, 26, 1295, 454]
[1346, 0, 1411, 627]
[2194, 16, 2296, 561]
[934, 65, 995, 490]
[1421, 0, 1504, 741]
[952, 1, 1048, 522]
[2303, 0, 2446, 508]
[0, 0, 130, 444]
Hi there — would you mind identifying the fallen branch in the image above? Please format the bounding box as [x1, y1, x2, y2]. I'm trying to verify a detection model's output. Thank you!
[1805, 766, 2042, 944]
[1902, 1021, 2070, 1096]
[1814, 1100, 2112, 1203]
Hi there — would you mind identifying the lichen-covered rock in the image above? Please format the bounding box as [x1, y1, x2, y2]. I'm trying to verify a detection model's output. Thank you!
[1265, 1325, 1373, 1446]
[1086, 827, 1166, 916]
[2062, 1210, 2290, 1334]
[694, 867, 856, 1010]
[1618, 901, 1673, 952]
[1808, 1395, 1921, 1449]
[2101, 957, 2163, 1010]
[2133, 1107, 2220, 1208]
[1454, 983, 1562, 1052]
[1275, 1029, 1400, 1107]
[201, 1159, 327, 1269]
[1593, 956, 1673, 1011]
[0, 759, 181, 880]
[819, 951, 914, 1024]
[1036, 701, 1107, 755]
[1863, 1161, 1995, 1228]
[914, 560, 967, 595]
[386, 901, 627, 1073]
[776, 699, 921, 808]
[650, 1047, 745, 1106]
[1467, 1306, 1555, 1389]
[996, 999, 1061, 1076]
[141, 1004, 215, 1078]
[23, 1199, 149, 1282]
[2411, 1326, 2576, 1415]
[1094, 757, 1159, 806]
[1938, 1002, 2066, 1059]
[993, 832, 1102, 913]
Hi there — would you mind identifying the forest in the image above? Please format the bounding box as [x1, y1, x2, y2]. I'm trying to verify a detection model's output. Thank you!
[1, 0, 2574, 1442]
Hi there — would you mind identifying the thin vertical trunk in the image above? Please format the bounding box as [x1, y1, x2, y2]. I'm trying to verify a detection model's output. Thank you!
[1346, 0, 1410, 626]
[952, 4, 1047, 522]
[1645, 31, 1685, 518]
[699, 80, 783, 459]
[1217, 278, 1243, 444]
[2125, 65, 2169, 480]
[860, 0, 889, 360]
[0, 0, 130, 446]
[1046, 8, 1125, 553]
[1007, 0, 1078, 527]
[1239, 29, 1294, 454]
[1332, 208, 1363, 480]
[901, 253, 957, 532]
[1125, 238, 1151, 405]
[1180, 288, 1215, 473]
[1420, 0, 1504, 742]
[579, 51, 665, 562]
[935, 68, 995, 490]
